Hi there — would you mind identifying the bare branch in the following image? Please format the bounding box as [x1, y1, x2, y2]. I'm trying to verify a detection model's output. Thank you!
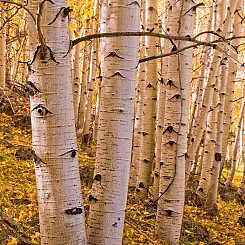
[0, 0, 36, 23]
[71, 31, 211, 47]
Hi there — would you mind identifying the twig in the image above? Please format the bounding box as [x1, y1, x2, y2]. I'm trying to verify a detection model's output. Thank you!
[125, 219, 157, 244]
[0, 0, 36, 23]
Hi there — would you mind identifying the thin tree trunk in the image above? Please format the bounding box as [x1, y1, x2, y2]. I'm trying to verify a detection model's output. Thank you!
[225, 100, 245, 187]
[0, 27, 5, 89]
[136, 0, 159, 199]
[206, 0, 240, 210]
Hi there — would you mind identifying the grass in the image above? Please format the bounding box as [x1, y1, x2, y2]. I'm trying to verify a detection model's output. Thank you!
[0, 112, 245, 244]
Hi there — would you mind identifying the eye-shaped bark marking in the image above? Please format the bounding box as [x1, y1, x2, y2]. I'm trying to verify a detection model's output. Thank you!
[165, 209, 173, 216]
[126, 1, 140, 7]
[29, 45, 59, 64]
[142, 132, 148, 136]
[25, 81, 40, 96]
[94, 174, 102, 181]
[60, 149, 77, 158]
[89, 194, 98, 202]
[165, 140, 176, 147]
[147, 83, 153, 88]
[214, 152, 222, 161]
[139, 182, 145, 188]
[64, 207, 83, 215]
[32, 104, 52, 117]
[166, 79, 177, 88]
[112, 222, 117, 227]
[31, 150, 47, 165]
[168, 94, 181, 101]
[105, 52, 124, 59]
[110, 72, 126, 78]
[154, 171, 159, 177]
[163, 125, 178, 134]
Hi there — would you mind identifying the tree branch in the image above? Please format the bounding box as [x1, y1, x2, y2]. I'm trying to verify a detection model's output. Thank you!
[71, 31, 212, 47]
[0, 0, 36, 23]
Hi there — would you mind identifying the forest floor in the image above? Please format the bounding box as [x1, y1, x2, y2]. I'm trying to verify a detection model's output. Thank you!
[0, 95, 245, 244]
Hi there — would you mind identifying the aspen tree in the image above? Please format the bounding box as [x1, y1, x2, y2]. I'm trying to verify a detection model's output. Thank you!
[196, 75, 219, 204]
[155, 0, 195, 243]
[225, 100, 245, 187]
[77, 21, 92, 133]
[220, 0, 244, 174]
[186, 0, 225, 182]
[136, 0, 159, 199]
[27, 0, 87, 244]
[129, 0, 146, 188]
[153, 5, 167, 200]
[82, 1, 100, 145]
[206, 0, 240, 209]
[87, 0, 140, 243]
[0, 27, 5, 89]
[72, 41, 81, 124]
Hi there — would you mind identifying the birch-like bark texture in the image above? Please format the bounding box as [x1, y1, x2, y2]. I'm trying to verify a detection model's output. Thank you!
[155, 0, 195, 243]
[77, 21, 91, 133]
[0, 28, 6, 89]
[82, 7, 100, 145]
[220, 0, 244, 173]
[225, 100, 245, 187]
[87, 0, 140, 244]
[72, 42, 81, 124]
[186, 0, 225, 183]
[136, 0, 158, 199]
[129, 0, 146, 188]
[206, 0, 240, 209]
[196, 78, 219, 203]
[27, 0, 87, 244]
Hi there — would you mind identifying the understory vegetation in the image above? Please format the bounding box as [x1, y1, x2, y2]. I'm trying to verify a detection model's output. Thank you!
[0, 94, 245, 245]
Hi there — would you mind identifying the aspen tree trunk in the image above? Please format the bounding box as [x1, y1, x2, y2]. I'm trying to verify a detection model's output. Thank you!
[72, 42, 81, 124]
[27, 0, 87, 244]
[196, 77, 219, 204]
[220, 0, 244, 173]
[82, 36, 98, 145]
[136, 0, 158, 199]
[0, 28, 5, 89]
[87, 0, 140, 244]
[225, 100, 245, 187]
[153, 4, 167, 200]
[206, 0, 240, 209]
[155, 0, 195, 243]
[239, 78, 245, 195]
[129, 1, 146, 188]
[153, 68, 166, 200]
[82, 3, 100, 145]
[186, 0, 225, 183]
[77, 21, 91, 133]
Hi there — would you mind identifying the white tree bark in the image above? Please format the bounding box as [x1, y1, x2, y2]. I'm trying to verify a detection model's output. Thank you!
[186, 0, 225, 182]
[155, 0, 195, 243]
[72, 41, 81, 124]
[87, 0, 140, 244]
[136, 0, 159, 199]
[27, 0, 87, 244]
[206, 0, 240, 209]
[0, 27, 5, 89]
[129, 0, 146, 188]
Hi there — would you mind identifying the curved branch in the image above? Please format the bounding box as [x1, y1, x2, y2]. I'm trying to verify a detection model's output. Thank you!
[0, 0, 36, 23]
[71, 31, 211, 47]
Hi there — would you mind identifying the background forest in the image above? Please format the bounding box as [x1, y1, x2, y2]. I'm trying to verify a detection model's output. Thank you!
[1, 0, 245, 244]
